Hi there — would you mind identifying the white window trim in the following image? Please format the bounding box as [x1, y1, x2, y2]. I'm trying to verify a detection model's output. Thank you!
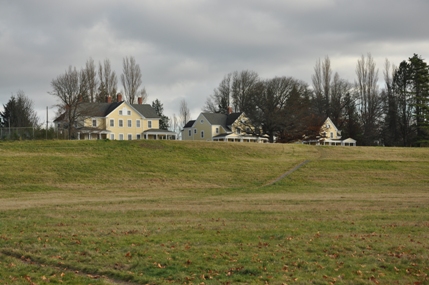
[119, 119, 123, 127]
[216, 127, 219, 134]
[110, 119, 114, 127]
[119, 133, 124, 140]
[188, 130, 191, 136]
[127, 119, 132, 128]
[119, 110, 123, 115]
[92, 119, 97, 127]
[148, 120, 152, 128]
[127, 134, 132, 140]
[136, 134, 141, 140]
[127, 110, 131, 115]
[110, 134, 115, 140]
[136, 120, 141, 128]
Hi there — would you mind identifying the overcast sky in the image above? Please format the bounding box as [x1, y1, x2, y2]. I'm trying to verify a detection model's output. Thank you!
[1, 0, 428, 125]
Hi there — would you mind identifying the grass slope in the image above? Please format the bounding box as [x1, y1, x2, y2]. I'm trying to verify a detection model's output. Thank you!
[0, 140, 428, 284]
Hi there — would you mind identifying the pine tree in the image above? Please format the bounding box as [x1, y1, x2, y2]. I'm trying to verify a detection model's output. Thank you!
[151, 99, 169, 130]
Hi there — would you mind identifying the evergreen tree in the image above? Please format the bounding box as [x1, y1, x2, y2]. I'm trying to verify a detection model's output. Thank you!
[0, 91, 39, 128]
[152, 99, 169, 130]
[408, 54, 429, 145]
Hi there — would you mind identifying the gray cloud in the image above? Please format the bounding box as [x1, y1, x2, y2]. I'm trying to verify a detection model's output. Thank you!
[1, 0, 428, 123]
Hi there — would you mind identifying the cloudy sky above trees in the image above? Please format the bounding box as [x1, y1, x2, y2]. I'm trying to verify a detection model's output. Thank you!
[1, 0, 428, 124]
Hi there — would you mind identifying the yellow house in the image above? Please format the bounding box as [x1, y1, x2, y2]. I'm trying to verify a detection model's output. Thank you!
[182, 111, 268, 143]
[303, 117, 356, 146]
[57, 94, 177, 140]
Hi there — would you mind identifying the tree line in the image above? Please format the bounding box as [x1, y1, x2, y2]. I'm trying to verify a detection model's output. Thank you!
[2, 53, 428, 145]
[203, 53, 429, 146]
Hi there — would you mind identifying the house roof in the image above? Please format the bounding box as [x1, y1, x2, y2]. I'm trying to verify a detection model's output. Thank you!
[183, 120, 195, 128]
[132, 104, 160, 119]
[201, 112, 243, 127]
[55, 101, 160, 120]
[78, 102, 123, 117]
[226, 113, 242, 126]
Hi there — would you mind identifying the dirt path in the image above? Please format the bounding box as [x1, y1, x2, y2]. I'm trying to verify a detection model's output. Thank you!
[263, 160, 310, 186]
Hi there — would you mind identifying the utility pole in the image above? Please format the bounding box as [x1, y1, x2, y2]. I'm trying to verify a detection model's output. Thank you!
[46, 106, 48, 140]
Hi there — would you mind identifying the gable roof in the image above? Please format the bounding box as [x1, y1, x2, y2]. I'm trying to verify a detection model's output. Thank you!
[183, 120, 195, 128]
[59, 101, 160, 119]
[201, 112, 243, 127]
[131, 104, 160, 119]
[78, 102, 124, 117]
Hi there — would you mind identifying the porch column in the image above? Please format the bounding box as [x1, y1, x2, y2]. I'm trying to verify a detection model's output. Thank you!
[77, 132, 80, 140]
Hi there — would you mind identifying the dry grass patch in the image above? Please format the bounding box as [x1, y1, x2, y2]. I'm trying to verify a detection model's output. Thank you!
[1, 141, 429, 284]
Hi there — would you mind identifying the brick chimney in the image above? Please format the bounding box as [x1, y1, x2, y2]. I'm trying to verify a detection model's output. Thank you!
[138, 96, 143, 105]
[117, 93, 123, 102]
[107, 95, 112, 103]
[227, 106, 233, 115]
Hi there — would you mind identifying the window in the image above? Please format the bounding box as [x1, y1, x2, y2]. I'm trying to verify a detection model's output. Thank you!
[194, 129, 197, 134]
[136, 134, 141, 140]
[148, 121, 152, 128]
[110, 134, 114, 140]
[127, 110, 131, 115]
[119, 134, 124, 140]
[92, 119, 97, 127]
[200, 119, 204, 124]
[119, 119, 123, 127]
[119, 110, 123, 115]
[236, 128, 241, 134]
[128, 134, 132, 140]
[127, 120, 132, 127]
[330, 132, 333, 139]
[201, 130, 204, 138]
[188, 130, 191, 136]
[110, 119, 114, 127]
[136, 120, 141, 128]
[215, 127, 219, 134]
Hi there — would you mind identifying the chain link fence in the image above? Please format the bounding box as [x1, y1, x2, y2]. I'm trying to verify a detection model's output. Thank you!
[0, 127, 57, 140]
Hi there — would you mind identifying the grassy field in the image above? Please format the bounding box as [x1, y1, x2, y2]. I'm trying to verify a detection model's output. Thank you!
[0, 140, 428, 285]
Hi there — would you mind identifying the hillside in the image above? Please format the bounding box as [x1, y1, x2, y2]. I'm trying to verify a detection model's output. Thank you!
[1, 140, 428, 284]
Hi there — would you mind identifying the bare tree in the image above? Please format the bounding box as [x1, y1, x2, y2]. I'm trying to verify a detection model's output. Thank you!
[203, 73, 233, 113]
[179, 99, 191, 128]
[330, 72, 352, 128]
[139, 87, 148, 104]
[170, 113, 180, 135]
[312, 56, 332, 118]
[50, 66, 89, 139]
[98, 59, 117, 102]
[121, 56, 142, 104]
[355, 53, 383, 145]
[84, 57, 98, 102]
[231, 70, 259, 112]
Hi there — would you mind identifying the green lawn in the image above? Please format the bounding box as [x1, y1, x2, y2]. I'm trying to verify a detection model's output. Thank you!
[0, 140, 428, 284]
